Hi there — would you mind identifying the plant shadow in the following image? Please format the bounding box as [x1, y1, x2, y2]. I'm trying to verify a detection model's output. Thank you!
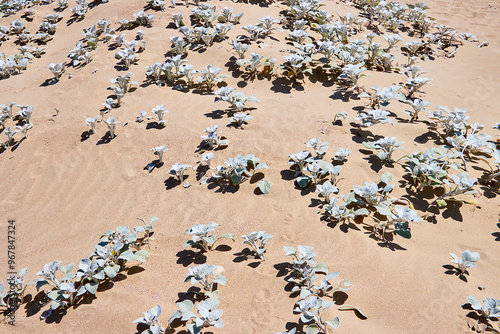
[233, 247, 262, 268]
[176, 249, 207, 267]
[442, 264, 468, 282]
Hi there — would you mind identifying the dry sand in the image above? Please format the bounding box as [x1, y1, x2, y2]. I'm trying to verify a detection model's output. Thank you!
[0, 0, 499, 333]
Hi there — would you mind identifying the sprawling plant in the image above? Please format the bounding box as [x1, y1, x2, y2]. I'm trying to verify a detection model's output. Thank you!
[214, 86, 259, 112]
[354, 109, 393, 127]
[133, 305, 165, 334]
[31, 218, 156, 319]
[200, 125, 229, 149]
[358, 85, 403, 109]
[324, 173, 421, 241]
[306, 138, 329, 159]
[362, 137, 404, 164]
[281, 245, 356, 334]
[403, 146, 460, 189]
[434, 172, 478, 207]
[333, 148, 352, 162]
[183, 221, 234, 252]
[280, 54, 312, 80]
[211, 154, 267, 186]
[449, 250, 480, 275]
[241, 231, 273, 260]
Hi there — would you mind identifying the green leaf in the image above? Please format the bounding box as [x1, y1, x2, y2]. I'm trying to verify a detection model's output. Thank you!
[231, 174, 244, 185]
[436, 199, 447, 207]
[296, 175, 311, 188]
[395, 222, 411, 239]
[257, 179, 271, 194]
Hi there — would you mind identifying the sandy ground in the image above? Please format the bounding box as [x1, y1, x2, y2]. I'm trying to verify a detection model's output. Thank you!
[0, 0, 499, 333]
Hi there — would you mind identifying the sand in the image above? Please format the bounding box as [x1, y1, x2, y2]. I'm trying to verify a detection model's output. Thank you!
[0, 0, 499, 333]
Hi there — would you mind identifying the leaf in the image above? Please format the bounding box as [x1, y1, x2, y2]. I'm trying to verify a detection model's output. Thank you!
[338, 279, 354, 291]
[325, 317, 340, 329]
[395, 222, 411, 239]
[257, 179, 271, 194]
[380, 172, 394, 184]
[85, 282, 99, 295]
[283, 246, 296, 256]
[305, 324, 320, 334]
[376, 205, 392, 216]
[436, 199, 447, 207]
[314, 263, 328, 274]
[231, 174, 244, 185]
[354, 208, 369, 216]
[134, 250, 150, 262]
[104, 266, 118, 278]
[118, 250, 135, 261]
[296, 175, 311, 188]
[338, 305, 368, 319]
[59, 263, 74, 273]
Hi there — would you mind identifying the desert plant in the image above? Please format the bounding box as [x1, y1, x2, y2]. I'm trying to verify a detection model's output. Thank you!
[465, 296, 500, 333]
[449, 250, 480, 275]
[133, 305, 165, 334]
[434, 172, 478, 207]
[241, 231, 272, 260]
[362, 137, 404, 164]
[185, 264, 226, 298]
[211, 154, 267, 186]
[403, 98, 431, 122]
[169, 298, 224, 334]
[196, 64, 228, 91]
[183, 222, 234, 252]
[201, 125, 229, 149]
[228, 112, 253, 128]
[85, 116, 98, 134]
[170, 163, 192, 182]
[48, 62, 65, 81]
[104, 116, 120, 138]
[150, 145, 168, 167]
[355, 109, 393, 127]
[151, 105, 168, 128]
[280, 54, 312, 80]
[306, 138, 329, 159]
[214, 87, 259, 112]
[333, 148, 352, 162]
